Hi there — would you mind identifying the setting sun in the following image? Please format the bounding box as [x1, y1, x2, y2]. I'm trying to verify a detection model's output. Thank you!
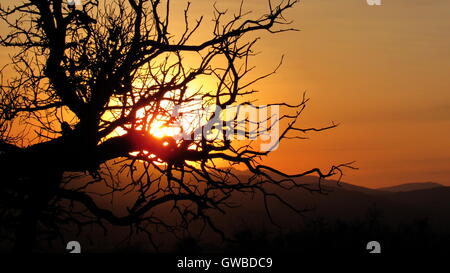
[149, 122, 182, 139]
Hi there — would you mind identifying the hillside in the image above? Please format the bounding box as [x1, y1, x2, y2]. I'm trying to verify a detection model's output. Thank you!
[377, 182, 443, 192]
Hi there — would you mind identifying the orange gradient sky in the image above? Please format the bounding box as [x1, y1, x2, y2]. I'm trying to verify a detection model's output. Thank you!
[0, 0, 449, 188]
[245, 0, 450, 188]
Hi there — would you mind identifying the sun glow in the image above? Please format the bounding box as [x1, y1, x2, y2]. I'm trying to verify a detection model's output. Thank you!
[100, 82, 205, 141]
[149, 121, 182, 139]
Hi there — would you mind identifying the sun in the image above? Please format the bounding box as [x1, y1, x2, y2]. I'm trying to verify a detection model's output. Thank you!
[100, 73, 209, 146]
[149, 121, 182, 139]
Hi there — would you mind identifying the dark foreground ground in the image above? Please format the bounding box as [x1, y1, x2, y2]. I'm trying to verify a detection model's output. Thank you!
[2, 176, 450, 255]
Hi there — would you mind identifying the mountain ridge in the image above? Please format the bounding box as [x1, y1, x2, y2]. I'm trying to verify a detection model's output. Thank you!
[376, 182, 443, 192]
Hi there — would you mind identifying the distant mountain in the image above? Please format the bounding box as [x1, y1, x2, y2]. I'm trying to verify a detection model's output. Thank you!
[377, 182, 443, 192]
[209, 173, 450, 233]
[53, 172, 450, 253]
[386, 186, 450, 209]
[313, 180, 383, 195]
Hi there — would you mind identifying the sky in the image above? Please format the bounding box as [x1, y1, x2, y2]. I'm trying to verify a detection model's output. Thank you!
[187, 0, 450, 188]
[0, 0, 449, 188]
[274, 0, 450, 188]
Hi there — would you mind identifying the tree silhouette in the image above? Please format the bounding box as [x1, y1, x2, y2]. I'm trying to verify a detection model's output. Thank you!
[0, 0, 352, 252]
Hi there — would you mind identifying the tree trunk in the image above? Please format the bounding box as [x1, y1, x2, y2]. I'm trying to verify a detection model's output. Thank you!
[1, 139, 68, 252]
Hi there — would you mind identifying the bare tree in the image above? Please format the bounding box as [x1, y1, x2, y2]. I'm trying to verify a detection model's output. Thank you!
[0, 0, 352, 252]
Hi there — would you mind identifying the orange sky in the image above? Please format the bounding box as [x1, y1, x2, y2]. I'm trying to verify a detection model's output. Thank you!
[260, 0, 450, 188]
[185, 0, 450, 188]
[1, 0, 449, 188]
